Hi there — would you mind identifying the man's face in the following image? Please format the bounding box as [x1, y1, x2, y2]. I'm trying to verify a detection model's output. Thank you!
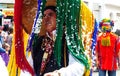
[101, 23, 111, 32]
[43, 9, 56, 33]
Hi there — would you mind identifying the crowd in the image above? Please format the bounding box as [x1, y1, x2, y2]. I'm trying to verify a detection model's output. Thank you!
[0, 23, 13, 66]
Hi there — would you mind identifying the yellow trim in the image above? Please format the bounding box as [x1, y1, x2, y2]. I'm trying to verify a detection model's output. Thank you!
[7, 26, 29, 76]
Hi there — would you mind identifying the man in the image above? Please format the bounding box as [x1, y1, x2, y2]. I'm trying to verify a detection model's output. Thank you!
[32, 6, 58, 76]
[95, 18, 120, 76]
[32, 5, 88, 76]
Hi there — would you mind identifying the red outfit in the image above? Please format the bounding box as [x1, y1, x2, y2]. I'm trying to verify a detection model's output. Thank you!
[96, 32, 120, 70]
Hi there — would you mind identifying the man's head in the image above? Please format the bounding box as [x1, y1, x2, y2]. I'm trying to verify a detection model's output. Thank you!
[42, 6, 56, 33]
[99, 18, 114, 32]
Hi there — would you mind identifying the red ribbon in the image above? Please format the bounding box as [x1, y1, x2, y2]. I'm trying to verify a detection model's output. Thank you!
[14, 0, 34, 75]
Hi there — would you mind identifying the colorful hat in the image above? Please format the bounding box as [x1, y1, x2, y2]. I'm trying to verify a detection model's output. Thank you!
[46, 0, 56, 6]
[99, 18, 114, 28]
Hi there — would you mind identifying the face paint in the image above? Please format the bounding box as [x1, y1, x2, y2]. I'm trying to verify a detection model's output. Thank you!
[101, 24, 111, 32]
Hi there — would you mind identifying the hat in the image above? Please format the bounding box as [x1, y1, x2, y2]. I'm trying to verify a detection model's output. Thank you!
[46, 0, 56, 7]
[22, 0, 38, 34]
[99, 18, 114, 28]
[44, 0, 56, 12]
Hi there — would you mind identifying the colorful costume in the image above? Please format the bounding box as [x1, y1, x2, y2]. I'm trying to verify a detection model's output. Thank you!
[96, 18, 120, 76]
[7, 0, 98, 76]
[31, 0, 90, 76]
[96, 32, 119, 70]
[32, 34, 68, 76]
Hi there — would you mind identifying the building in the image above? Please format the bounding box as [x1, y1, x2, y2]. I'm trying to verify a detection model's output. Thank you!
[83, 0, 120, 32]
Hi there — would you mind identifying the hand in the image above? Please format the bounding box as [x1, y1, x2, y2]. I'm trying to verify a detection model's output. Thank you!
[44, 72, 59, 76]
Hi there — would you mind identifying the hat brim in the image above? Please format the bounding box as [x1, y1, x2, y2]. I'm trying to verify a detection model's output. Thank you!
[22, 0, 38, 34]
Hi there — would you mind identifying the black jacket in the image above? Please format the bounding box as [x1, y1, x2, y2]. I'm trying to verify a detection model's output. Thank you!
[32, 35, 68, 76]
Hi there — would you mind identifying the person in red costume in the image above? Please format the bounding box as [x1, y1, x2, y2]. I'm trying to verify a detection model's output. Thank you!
[95, 18, 120, 76]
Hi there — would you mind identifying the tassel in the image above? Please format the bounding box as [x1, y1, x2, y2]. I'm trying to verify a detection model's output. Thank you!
[101, 36, 111, 46]
[84, 69, 90, 76]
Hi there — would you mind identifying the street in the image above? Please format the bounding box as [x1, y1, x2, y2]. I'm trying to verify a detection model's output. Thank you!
[92, 69, 120, 76]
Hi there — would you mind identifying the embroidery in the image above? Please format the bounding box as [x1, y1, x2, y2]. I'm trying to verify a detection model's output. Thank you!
[40, 37, 54, 74]
[101, 33, 111, 46]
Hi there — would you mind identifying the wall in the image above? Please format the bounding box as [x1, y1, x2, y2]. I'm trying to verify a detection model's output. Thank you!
[83, 0, 120, 31]
[0, 0, 14, 3]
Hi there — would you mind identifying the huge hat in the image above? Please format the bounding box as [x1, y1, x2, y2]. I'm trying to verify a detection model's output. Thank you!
[46, 0, 56, 6]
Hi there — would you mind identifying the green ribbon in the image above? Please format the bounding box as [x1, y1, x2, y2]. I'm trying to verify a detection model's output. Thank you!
[54, 0, 90, 69]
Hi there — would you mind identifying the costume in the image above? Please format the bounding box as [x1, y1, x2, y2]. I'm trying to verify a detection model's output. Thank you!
[31, 0, 91, 75]
[96, 18, 120, 76]
[96, 32, 119, 70]
[32, 33, 89, 76]
[32, 34, 68, 76]
[8, 0, 98, 76]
